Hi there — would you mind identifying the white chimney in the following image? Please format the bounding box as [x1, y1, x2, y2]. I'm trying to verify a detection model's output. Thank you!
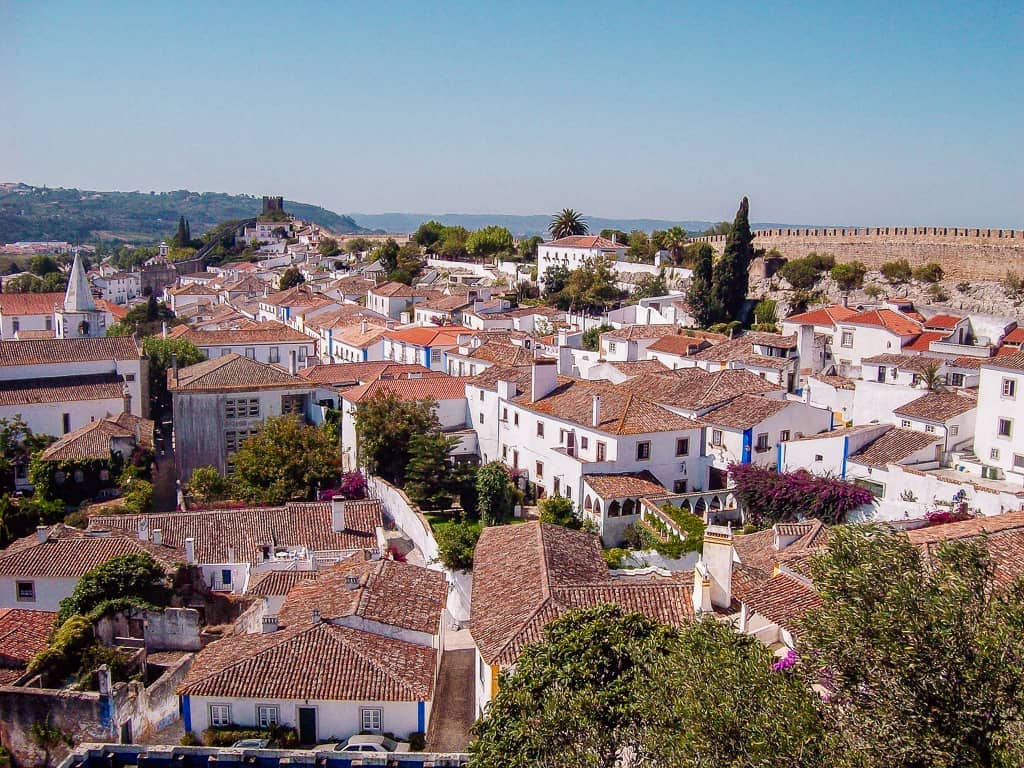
[161, 322, 168, 338]
[137, 517, 149, 541]
[361, 318, 368, 334]
[36, 526, 48, 544]
[591, 395, 601, 428]
[530, 360, 558, 402]
[288, 349, 297, 375]
[701, 525, 734, 609]
[331, 497, 346, 532]
[184, 537, 196, 565]
[262, 616, 279, 633]
[152, 529, 162, 546]
[496, 380, 518, 400]
[345, 573, 360, 591]
[312, 609, 322, 625]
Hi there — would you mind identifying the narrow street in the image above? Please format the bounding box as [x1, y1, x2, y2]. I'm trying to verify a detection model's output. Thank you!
[151, 428, 179, 513]
[425, 629, 476, 753]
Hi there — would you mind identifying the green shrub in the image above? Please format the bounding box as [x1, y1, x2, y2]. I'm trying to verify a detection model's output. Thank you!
[880, 259, 912, 284]
[186, 466, 229, 504]
[780, 258, 821, 290]
[180, 732, 200, 746]
[408, 731, 426, 751]
[927, 284, 949, 302]
[538, 496, 577, 528]
[864, 283, 883, 299]
[122, 479, 153, 515]
[202, 725, 298, 747]
[912, 262, 944, 283]
[603, 547, 629, 569]
[27, 615, 93, 683]
[830, 261, 867, 291]
[804, 252, 836, 271]
[434, 520, 483, 571]
[57, 553, 169, 626]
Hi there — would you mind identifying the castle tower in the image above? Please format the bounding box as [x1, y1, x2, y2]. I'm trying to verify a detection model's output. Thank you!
[55, 253, 104, 338]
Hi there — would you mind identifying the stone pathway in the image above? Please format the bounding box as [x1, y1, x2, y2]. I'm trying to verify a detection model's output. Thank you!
[424, 643, 476, 752]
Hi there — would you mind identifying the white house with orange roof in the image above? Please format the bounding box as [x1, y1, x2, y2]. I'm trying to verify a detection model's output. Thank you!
[0, 292, 62, 339]
[382, 326, 473, 371]
[536, 235, 628, 290]
[833, 306, 924, 370]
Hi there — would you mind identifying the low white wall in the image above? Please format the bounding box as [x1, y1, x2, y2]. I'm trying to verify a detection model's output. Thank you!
[425, 257, 495, 277]
[368, 476, 472, 623]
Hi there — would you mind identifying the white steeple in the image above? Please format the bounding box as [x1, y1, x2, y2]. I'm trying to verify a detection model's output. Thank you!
[64, 253, 97, 312]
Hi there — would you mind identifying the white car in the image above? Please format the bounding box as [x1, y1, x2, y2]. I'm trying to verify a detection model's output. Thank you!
[333, 734, 410, 753]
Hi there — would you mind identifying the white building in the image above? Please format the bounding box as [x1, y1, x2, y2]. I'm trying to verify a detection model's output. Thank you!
[973, 353, 1024, 483]
[536, 236, 627, 291]
[168, 323, 316, 367]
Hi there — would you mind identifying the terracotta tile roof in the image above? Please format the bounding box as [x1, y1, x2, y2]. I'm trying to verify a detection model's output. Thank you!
[618, 369, 780, 411]
[893, 391, 976, 422]
[0, 608, 56, 670]
[368, 281, 419, 298]
[646, 334, 714, 356]
[688, 334, 796, 368]
[416, 294, 473, 312]
[983, 352, 1024, 372]
[470, 522, 693, 665]
[840, 308, 922, 336]
[0, 336, 141, 366]
[903, 331, 949, 352]
[849, 427, 940, 467]
[40, 413, 154, 461]
[279, 558, 446, 634]
[245, 569, 321, 598]
[924, 313, 963, 330]
[96, 299, 128, 320]
[178, 622, 435, 701]
[731, 569, 820, 630]
[1002, 328, 1024, 344]
[783, 304, 859, 328]
[0, 373, 125, 407]
[812, 373, 856, 390]
[701, 394, 791, 429]
[860, 353, 945, 372]
[0, 528, 183, 578]
[583, 471, 666, 498]
[950, 356, 986, 369]
[384, 326, 470, 347]
[342, 376, 471, 404]
[602, 324, 688, 342]
[732, 530, 778, 574]
[168, 353, 310, 393]
[0, 292, 64, 316]
[602, 360, 672, 377]
[13, 329, 55, 340]
[296, 362, 432, 385]
[88, 500, 383, 566]
[907, 511, 1024, 589]
[467, 364, 534, 392]
[173, 323, 313, 346]
[467, 341, 533, 367]
[542, 235, 624, 249]
[513, 378, 702, 435]
[169, 283, 219, 296]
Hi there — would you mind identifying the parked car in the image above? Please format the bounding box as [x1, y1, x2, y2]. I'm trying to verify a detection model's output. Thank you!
[333, 735, 410, 753]
[230, 739, 269, 749]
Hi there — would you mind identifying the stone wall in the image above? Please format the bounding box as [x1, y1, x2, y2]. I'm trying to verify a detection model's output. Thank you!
[693, 227, 1024, 280]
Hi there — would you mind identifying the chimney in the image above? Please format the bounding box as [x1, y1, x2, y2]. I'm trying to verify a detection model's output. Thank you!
[345, 573, 360, 591]
[312, 609, 322, 625]
[701, 525, 734, 609]
[137, 516, 149, 541]
[161, 321, 167, 339]
[530, 360, 558, 402]
[841, 292, 849, 308]
[36, 526, 48, 544]
[496, 380, 518, 400]
[262, 616, 279, 633]
[152, 528, 162, 546]
[122, 383, 132, 415]
[591, 395, 601, 428]
[171, 353, 178, 382]
[288, 349, 297, 375]
[331, 497, 346, 532]
[184, 537, 195, 565]
[361, 318, 368, 334]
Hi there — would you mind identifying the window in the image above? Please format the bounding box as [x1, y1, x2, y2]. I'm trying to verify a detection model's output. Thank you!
[513, 413, 519, 426]
[755, 432, 770, 451]
[535, 461, 544, 479]
[536, 421, 545, 437]
[636, 441, 651, 461]
[1014, 454, 1024, 470]
[257, 706, 279, 728]
[268, 347, 280, 363]
[479, 391, 485, 402]
[221, 348, 231, 357]
[245, 347, 256, 359]
[840, 331, 853, 348]
[1002, 378, 1017, 398]
[501, 445, 508, 459]
[876, 366, 886, 383]
[11, 319, 18, 333]
[580, 436, 589, 450]
[125, 373, 135, 382]
[479, 412, 485, 424]
[814, 454, 824, 462]
[780, 430, 791, 442]
[901, 419, 911, 428]
[479, 655, 486, 684]
[361, 707, 383, 730]
[675, 438, 689, 456]
[501, 407, 508, 422]
[298, 346, 307, 361]
[45, 316, 52, 331]
[226, 399, 260, 419]
[999, 418, 1013, 438]
[209, 704, 231, 727]
[596, 442, 607, 461]
[950, 425, 959, 436]
[991, 448, 1001, 460]
[924, 424, 935, 433]
[711, 429, 723, 447]
[949, 373, 965, 387]
[221, 569, 232, 585]
[16, 581, 34, 602]
[607, 341, 618, 354]
[281, 394, 306, 416]
[673, 479, 688, 493]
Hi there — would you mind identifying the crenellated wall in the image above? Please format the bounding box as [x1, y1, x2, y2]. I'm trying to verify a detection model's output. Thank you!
[692, 227, 1024, 280]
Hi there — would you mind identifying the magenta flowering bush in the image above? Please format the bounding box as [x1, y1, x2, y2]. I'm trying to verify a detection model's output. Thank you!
[772, 649, 799, 672]
[319, 471, 369, 501]
[728, 463, 873, 526]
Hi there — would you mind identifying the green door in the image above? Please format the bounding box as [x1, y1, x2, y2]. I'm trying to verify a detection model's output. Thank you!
[298, 707, 317, 744]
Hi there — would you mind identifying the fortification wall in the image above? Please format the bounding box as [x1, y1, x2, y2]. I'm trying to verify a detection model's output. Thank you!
[693, 227, 1024, 280]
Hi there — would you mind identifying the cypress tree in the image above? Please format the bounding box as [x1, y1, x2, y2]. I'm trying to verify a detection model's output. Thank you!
[173, 216, 188, 248]
[711, 196, 755, 321]
[686, 243, 720, 327]
[184, 218, 191, 244]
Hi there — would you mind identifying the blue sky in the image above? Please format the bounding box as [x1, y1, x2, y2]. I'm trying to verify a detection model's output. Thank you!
[2, 1, 1021, 226]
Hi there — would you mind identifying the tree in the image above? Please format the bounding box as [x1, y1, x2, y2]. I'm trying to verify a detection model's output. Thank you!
[581, 323, 612, 352]
[781, 257, 825, 290]
[389, 241, 424, 284]
[918, 360, 946, 392]
[538, 495, 578, 528]
[278, 266, 305, 290]
[38, 272, 66, 292]
[433, 520, 482, 572]
[412, 220, 446, 251]
[599, 228, 629, 246]
[913, 262, 944, 283]
[186, 466, 230, 504]
[354, 392, 439, 485]
[230, 416, 342, 504]
[626, 231, 653, 263]
[660, 226, 689, 264]
[475, 461, 517, 525]
[404, 431, 459, 510]
[122, 479, 153, 515]
[142, 337, 204, 421]
[466, 226, 514, 260]
[317, 237, 339, 258]
[371, 238, 401, 273]
[343, 237, 373, 255]
[798, 524, 1024, 767]
[172, 216, 190, 248]
[518, 235, 543, 260]
[542, 265, 570, 297]
[830, 261, 867, 291]
[5, 273, 43, 293]
[0, 416, 53, 493]
[557, 257, 623, 312]
[629, 271, 668, 301]
[710, 197, 755, 321]
[880, 259, 912, 284]
[56, 553, 170, 626]
[29, 255, 60, 276]
[549, 208, 588, 239]
[685, 242, 720, 327]
[752, 298, 779, 331]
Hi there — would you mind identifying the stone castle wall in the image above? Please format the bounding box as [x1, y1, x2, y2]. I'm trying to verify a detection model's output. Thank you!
[693, 227, 1024, 280]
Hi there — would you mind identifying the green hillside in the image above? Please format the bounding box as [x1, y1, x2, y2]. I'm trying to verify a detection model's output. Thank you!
[0, 183, 371, 244]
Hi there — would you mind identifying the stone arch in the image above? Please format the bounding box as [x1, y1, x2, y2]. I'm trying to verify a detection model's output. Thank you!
[694, 497, 707, 516]
[622, 498, 636, 516]
[584, 495, 593, 512]
[608, 501, 621, 518]
[593, 500, 602, 516]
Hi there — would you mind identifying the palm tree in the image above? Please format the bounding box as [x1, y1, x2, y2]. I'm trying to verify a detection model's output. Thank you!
[549, 209, 588, 239]
[918, 361, 946, 392]
[661, 226, 689, 265]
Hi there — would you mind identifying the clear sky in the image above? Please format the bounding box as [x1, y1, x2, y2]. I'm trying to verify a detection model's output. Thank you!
[2, 0, 1021, 226]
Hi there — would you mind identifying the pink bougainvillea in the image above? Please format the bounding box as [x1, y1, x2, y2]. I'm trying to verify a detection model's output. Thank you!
[319, 471, 368, 501]
[728, 463, 873, 526]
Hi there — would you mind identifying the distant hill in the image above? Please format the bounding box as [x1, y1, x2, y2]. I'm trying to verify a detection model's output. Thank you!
[346, 212, 822, 237]
[0, 183, 372, 244]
